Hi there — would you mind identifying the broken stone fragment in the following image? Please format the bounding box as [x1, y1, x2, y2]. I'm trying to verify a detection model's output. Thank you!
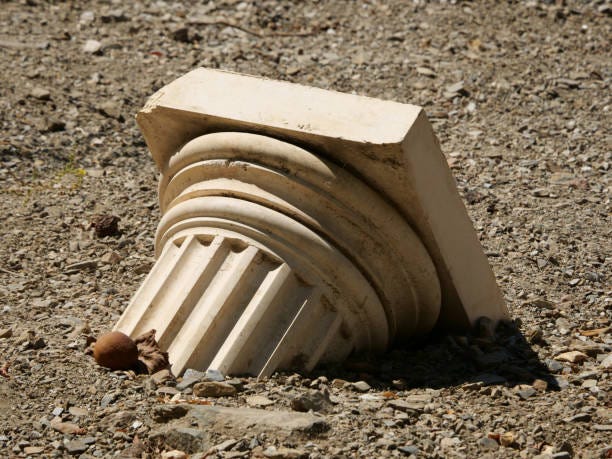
[555, 351, 588, 364]
[247, 395, 275, 408]
[290, 389, 334, 413]
[192, 381, 236, 398]
[82, 39, 102, 54]
[29, 87, 51, 100]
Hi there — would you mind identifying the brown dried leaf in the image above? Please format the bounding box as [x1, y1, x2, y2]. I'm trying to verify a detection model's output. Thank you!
[134, 329, 171, 375]
[90, 214, 121, 238]
[0, 361, 11, 378]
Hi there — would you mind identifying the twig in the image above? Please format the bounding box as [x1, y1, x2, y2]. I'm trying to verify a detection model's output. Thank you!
[187, 18, 316, 38]
[0, 266, 22, 276]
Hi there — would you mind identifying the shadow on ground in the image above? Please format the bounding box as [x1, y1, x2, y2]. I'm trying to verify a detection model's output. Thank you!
[315, 320, 559, 391]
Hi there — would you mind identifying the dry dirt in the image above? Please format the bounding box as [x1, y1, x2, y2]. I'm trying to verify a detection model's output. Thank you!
[0, 1, 610, 458]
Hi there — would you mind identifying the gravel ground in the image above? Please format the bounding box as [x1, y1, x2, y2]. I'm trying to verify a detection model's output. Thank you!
[0, 1, 610, 458]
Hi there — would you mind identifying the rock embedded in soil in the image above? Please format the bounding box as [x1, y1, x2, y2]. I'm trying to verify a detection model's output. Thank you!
[350, 381, 371, 392]
[290, 389, 334, 413]
[164, 404, 330, 439]
[65, 439, 89, 455]
[247, 395, 275, 408]
[192, 381, 236, 397]
[82, 39, 102, 54]
[150, 427, 209, 454]
[152, 405, 189, 423]
[29, 87, 51, 100]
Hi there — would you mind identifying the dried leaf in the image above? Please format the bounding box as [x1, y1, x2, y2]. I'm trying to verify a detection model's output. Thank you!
[134, 329, 171, 374]
[90, 214, 120, 238]
[500, 431, 515, 447]
[0, 361, 11, 378]
[468, 38, 482, 51]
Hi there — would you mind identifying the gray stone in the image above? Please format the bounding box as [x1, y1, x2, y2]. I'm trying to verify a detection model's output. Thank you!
[545, 359, 564, 373]
[388, 399, 424, 415]
[204, 369, 225, 382]
[176, 376, 202, 391]
[440, 437, 460, 448]
[65, 439, 88, 455]
[100, 391, 119, 408]
[96, 101, 124, 121]
[554, 376, 569, 390]
[600, 353, 612, 369]
[563, 413, 591, 423]
[398, 445, 419, 455]
[517, 387, 537, 400]
[182, 369, 207, 380]
[185, 404, 329, 438]
[30, 87, 51, 100]
[477, 437, 499, 450]
[351, 381, 371, 392]
[290, 390, 333, 413]
[82, 40, 102, 54]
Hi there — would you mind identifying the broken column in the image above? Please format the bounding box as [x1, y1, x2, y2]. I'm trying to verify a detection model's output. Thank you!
[114, 68, 508, 377]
